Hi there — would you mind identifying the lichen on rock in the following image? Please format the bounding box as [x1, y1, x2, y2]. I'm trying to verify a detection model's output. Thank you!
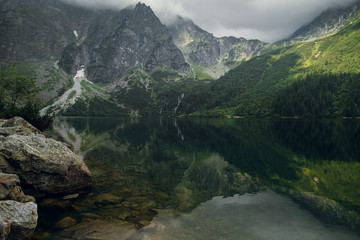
[0, 200, 38, 240]
[0, 117, 92, 198]
[0, 116, 93, 240]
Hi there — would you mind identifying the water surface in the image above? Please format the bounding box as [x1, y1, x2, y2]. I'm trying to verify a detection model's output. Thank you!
[35, 118, 360, 239]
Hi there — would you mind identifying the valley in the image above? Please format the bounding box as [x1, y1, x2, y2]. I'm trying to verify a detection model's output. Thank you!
[1, 0, 359, 118]
[1, 1, 360, 239]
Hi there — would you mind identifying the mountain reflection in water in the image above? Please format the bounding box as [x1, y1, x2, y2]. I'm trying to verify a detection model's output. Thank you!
[35, 117, 360, 239]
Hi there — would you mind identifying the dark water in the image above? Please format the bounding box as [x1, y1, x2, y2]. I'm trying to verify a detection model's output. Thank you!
[35, 117, 360, 239]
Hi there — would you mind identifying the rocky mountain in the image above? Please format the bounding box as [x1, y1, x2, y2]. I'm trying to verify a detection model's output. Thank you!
[169, 17, 266, 78]
[1, 0, 359, 117]
[288, 2, 360, 42]
[0, 0, 190, 116]
[160, 2, 360, 118]
[60, 3, 190, 84]
[0, 0, 93, 63]
[0, 0, 189, 83]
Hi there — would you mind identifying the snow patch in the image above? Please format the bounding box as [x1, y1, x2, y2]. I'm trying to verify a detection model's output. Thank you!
[40, 66, 86, 116]
[174, 93, 185, 114]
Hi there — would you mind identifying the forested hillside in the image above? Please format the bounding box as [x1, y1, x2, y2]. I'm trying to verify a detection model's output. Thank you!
[147, 9, 360, 118]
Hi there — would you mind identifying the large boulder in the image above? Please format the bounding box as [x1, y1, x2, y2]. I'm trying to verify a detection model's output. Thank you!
[0, 200, 38, 240]
[0, 117, 41, 137]
[0, 117, 92, 197]
[1, 117, 41, 134]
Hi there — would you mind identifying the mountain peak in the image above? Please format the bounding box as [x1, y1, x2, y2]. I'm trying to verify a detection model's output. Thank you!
[134, 2, 150, 11]
[288, 1, 360, 41]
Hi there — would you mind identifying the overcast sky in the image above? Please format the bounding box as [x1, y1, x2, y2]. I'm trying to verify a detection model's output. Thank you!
[60, 0, 359, 42]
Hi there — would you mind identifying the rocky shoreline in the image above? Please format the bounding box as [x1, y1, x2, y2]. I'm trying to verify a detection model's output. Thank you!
[0, 117, 92, 239]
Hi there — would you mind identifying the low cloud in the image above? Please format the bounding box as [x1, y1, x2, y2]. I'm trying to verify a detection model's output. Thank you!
[59, 0, 359, 42]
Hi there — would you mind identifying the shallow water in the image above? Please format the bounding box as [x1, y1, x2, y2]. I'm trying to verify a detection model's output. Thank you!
[130, 191, 360, 240]
[35, 117, 360, 239]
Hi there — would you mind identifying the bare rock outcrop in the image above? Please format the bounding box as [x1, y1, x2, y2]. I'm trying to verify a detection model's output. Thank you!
[0, 117, 93, 239]
[0, 200, 38, 240]
[0, 117, 92, 197]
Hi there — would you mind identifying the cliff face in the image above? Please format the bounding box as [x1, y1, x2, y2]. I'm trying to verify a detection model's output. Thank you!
[0, 0, 93, 63]
[169, 17, 266, 78]
[288, 2, 360, 41]
[59, 3, 189, 84]
[0, 1, 189, 84]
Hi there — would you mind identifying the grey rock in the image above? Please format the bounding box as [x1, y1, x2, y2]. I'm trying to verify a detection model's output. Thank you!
[0, 121, 6, 128]
[0, 134, 92, 197]
[0, 178, 16, 200]
[7, 186, 36, 203]
[0, 173, 35, 203]
[2, 117, 40, 134]
[0, 127, 38, 137]
[0, 174, 19, 184]
[288, 3, 360, 42]
[0, 0, 94, 64]
[0, 219, 11, 240]
[0, 200, 38, 240]
[60, 3, 190, 84]
[169, 17, 266, 77]
[0, 117, 41, 137]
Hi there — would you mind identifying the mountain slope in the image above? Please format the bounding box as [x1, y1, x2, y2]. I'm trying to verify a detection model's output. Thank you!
[259, 2, 360, 55]
[1, 0, 359, 118]
[0, 0, 191, 116]
[0, 0, 93, 63]
[289, 2, 360, 42]
[169, 17, 266, 78]
[60, 3, 190, 84]
[148, 5, 360, 117]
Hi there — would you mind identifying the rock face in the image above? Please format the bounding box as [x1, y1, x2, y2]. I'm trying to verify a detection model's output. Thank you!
[0, 117, 92, 239]
[0, 0, 93, 63]
[169, 17, 266, 78]
[0, 117, 92, 197]
[0, 200, 38, 240]
[0, 173, 37, 240]
[288, 2, 360, 42]
[59, 3, 190, 84]
[1, 1, 189, 85]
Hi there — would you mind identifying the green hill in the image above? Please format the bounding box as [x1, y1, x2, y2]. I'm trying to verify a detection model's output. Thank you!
[153, 9, 360, 118]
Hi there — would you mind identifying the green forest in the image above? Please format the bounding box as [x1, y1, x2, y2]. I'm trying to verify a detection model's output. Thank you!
[136, 17, 360, 118]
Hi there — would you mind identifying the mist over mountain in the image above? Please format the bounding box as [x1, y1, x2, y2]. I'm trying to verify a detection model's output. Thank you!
[56, 0, 360, 42]
[288, 1, 360, 41]
[0, 0, 359, 117]
[169, 17, 266, 78]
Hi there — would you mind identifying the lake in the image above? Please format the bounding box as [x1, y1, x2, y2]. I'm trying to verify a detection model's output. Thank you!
[34, 117, 360, 239]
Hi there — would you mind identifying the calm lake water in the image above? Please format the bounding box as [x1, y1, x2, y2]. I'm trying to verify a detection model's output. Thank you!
[35, 117, 360, 239]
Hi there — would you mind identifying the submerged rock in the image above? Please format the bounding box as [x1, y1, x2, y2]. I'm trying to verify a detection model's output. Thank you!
[0, 200, 38, 240]
[60, 219, 136, 240]
[0, 117, 92, 197]
[94, 193, 123, 206]
[286, 190, 360, 232]
[54, 216, 78, 230]
[0, 117, 93, 240]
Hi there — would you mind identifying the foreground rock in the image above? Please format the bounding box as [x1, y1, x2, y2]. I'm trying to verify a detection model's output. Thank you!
[0, 172, 37, 239]
[0, 117, 92, 240]
[0, 200, 38, 240]
[0, 117, 92, 197]
[0, 173, 35, 203]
